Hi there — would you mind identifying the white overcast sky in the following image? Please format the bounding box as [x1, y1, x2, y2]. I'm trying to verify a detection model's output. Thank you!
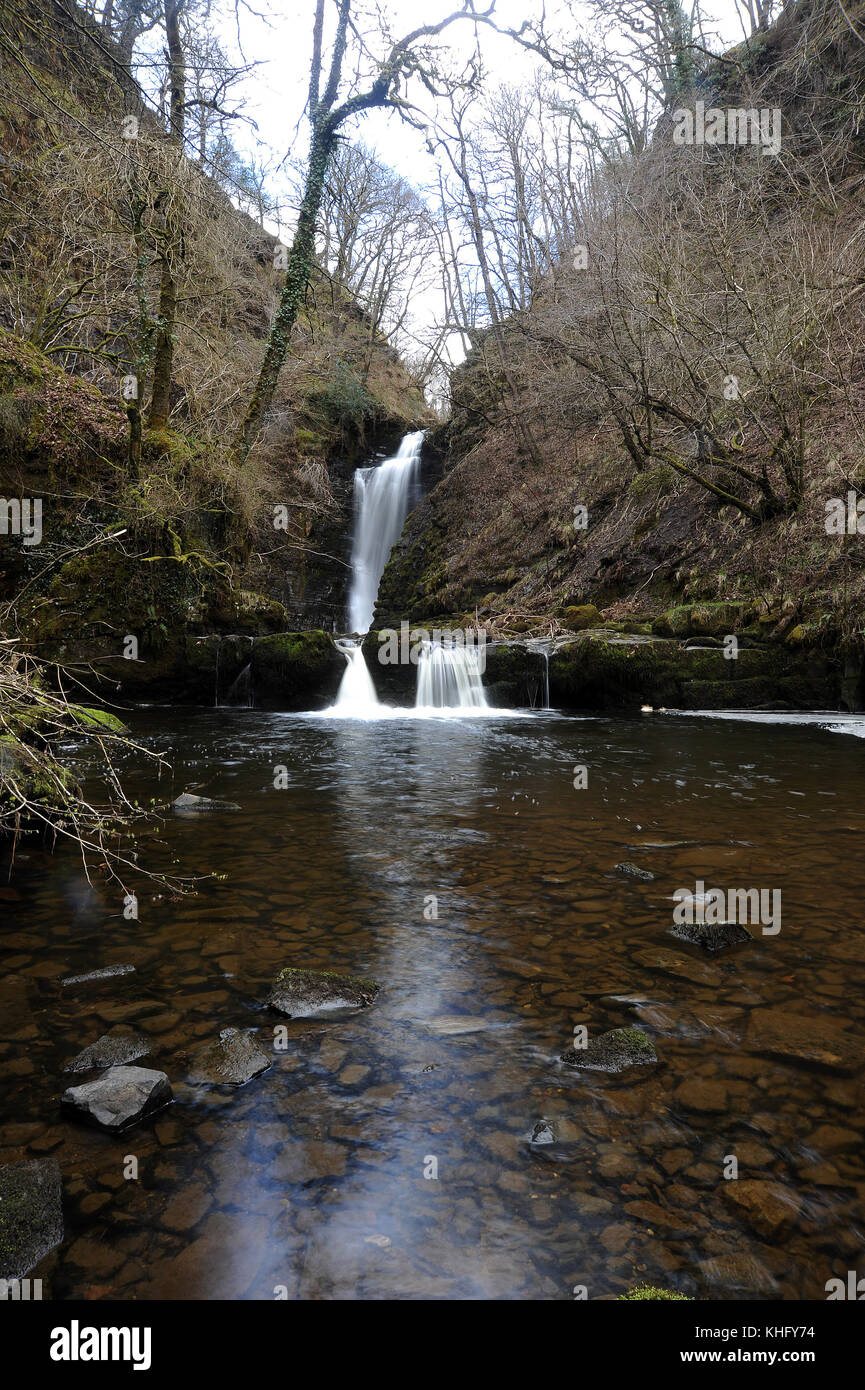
[175, 0, 754, 363]
[223, 0, 750, 182]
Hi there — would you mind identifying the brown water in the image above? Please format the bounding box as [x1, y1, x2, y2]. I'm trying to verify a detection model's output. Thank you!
[1, 708, 864, 1300]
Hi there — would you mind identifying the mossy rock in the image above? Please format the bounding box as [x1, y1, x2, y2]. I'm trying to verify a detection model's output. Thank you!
[619, 1284, 692, 1301]
[559, 604, 601, 632]
[550, 633, 682, 709]
[250, 631, 344, 710]
[67, 705, 127, 734]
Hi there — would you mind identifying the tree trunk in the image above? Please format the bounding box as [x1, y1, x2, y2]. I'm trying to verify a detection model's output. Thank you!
[232, 127, 335, 465]
[147, 0, 185, 431]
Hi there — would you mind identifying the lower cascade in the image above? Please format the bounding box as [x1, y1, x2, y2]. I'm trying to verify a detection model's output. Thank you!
[334, 639, 379, 712]
[415, 640, 488, 710]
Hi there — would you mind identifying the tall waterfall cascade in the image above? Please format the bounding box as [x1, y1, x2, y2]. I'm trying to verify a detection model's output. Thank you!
[348, 430, 424, 636]
[330, 430, 505, 717]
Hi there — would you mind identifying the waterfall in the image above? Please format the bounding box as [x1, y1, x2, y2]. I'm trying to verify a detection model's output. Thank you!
[334, 639, 380, 713]
[347, 430, 424, 634]
[416, 640, 488, 710]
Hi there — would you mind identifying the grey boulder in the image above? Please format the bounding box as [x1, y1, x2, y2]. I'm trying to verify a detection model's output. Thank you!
[267, 966, 379, 1020]
[61, 1066, 172, 1131]
[188, 1028, 271, 1085]
[63, 1030, 150, 1073]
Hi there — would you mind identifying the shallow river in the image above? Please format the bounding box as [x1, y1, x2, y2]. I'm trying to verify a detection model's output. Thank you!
[1, 708, 864, 1300]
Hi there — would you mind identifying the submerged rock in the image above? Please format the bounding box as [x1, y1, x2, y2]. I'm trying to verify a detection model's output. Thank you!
[61, 964, 135, 987]
[748, 1009, 861, 1073]
[530, 1120, 556, 1145]
[61, 1066, 173, 1130]
[188, 1028, 271, 1085]
[670, 920, 753, 952]
[0, 1158, 63, 1280]
[267, 966, 379, 1020]
[172, 792, 241, 813]
[615, 862, 655, 882]
[561, 1026, 657, 1073]
[63, 1030, 150, 1073]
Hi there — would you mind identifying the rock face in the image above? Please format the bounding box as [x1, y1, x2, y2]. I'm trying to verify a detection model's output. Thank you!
[0, 1158, 63, 1280]
[250, 632, 346, 711]
[561, 1027, 657, 1073]
[61, 1066, 173, 1131]
[267, 967, 379, 1020]
[188, 1029, 271, 1085]
[61, 964, 135, 987]
[63, 1030, 150, 1073]
[670, 920, 753, 952]
[172, 792, 241, 812]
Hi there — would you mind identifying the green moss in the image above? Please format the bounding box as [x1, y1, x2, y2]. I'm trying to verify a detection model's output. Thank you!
[619, 1284, 692, 1301]
[559, 604, 601, 631]
[66, 705, 127, 734]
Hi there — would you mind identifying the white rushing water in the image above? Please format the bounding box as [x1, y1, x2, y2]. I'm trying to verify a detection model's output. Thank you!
[347, 430, 424, 636]
[326, 430, 516, 718]
[415, 640, 488, 710]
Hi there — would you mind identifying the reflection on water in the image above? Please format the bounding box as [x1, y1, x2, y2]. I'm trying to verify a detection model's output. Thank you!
[1, 710, 864, 1300]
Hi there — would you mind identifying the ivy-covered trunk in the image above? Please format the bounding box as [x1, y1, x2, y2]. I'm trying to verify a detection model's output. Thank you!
[147, 0, 185, 431]
[233, 126, 336, 464]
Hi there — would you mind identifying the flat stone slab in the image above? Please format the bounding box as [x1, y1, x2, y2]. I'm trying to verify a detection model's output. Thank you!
[61, 964, 135, 987]
[61, 1066, 172, 1131]
[670, 921, 753, 952]
[63, 1030, 150, 1073]
[748, 1009, 861, 1073]
[561, 1026, 658, 1073]
[0, 1158, 63, 1280]
[172, 792, 240, 813]
[188, 1028, 271, 1085]
[633, 946, 724, 987]
[267, 967, 379, 1020]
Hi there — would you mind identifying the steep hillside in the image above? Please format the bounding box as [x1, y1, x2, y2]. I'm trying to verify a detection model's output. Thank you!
[375, 0, 865, 708]
[0, 0, 430, 695]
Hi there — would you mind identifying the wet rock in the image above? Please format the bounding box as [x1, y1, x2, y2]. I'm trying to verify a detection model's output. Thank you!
[698, 1252, 777, 1294]
[187, 1029, 271, 1085]
[633, 947, 723, 987]
[172, 792, 241, 813]
[530, 1120, 556, 1145]
[615, 862, 655, 882]
[61, 964, 135, 987]
[561, 1027, 657, 1073]
[722, 1179, 799, 1239]
[63, 1030, 150, 1073]
[267, 966, 379, 1020]
[0, 1158, 63, 1279]
[61, 1066, 173, 1131]
[670, 920, 753, 952]
[748, 1009, 861, 1073]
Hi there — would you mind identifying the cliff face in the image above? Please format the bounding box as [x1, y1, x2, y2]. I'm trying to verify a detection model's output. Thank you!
[0, 0, 430, 688]
[374, 1, 865, 709]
